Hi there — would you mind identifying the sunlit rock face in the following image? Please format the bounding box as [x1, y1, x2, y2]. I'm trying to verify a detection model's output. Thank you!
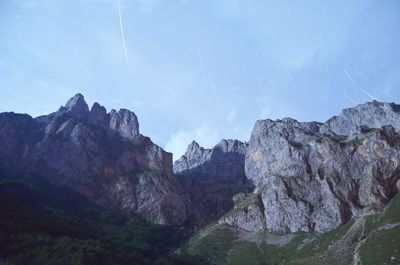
[220, 101, 400, 234]
[174, 139, 253, 227]
[0, 94, 186, 225]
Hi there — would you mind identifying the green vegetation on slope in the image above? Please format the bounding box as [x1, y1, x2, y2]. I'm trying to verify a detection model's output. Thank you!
[358, 193, 400, 265]
[0, 175, 209, 265]
[186, 193, 400, 265]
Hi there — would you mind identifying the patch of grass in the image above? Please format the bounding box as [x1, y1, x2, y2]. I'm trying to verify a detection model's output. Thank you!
[378, 192, 400, 224]
[339, 138, 363, 147]
[359, 226, 400, 265]
[187, 224, 237, 265]
[358, 193, 400, 265]
[228, 242, 283, 265]
[331, 135, 349, 142]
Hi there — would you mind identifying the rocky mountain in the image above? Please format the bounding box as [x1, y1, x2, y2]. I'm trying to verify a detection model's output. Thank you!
[174, 139, 252, 226]
[219, 101, 400, 234]
[0, 94, 186, 225]
[2, 96, 400, 234]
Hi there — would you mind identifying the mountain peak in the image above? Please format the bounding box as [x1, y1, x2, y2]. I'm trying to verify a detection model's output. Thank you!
[184, 140, 203, 157]
[188, 140, 200, 149]
[322, 100, 400, 136]
[59, 93, 89, 120]
[65, 93, 87, 109]
[89, 102, 107, 126]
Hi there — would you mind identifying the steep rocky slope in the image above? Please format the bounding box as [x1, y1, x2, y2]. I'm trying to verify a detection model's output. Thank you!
[220, 101, 400, 234]
[174, 139, 252, 226]
[0, 94, 186, 225]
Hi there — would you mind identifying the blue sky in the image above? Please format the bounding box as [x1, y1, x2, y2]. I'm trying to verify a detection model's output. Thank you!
[1, 0, 400, 159]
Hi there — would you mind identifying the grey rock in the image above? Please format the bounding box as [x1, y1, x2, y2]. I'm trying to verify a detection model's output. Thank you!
[219, 193, 266, 232]
[57, 93, 90, 120]
[109, 109, 140, 140]
[89, 102, 139, 141]
[321, 101, 400, 136]
[89, 102, 108, 127]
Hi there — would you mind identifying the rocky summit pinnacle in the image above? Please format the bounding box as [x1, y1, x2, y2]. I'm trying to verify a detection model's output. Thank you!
[109, 109, 139, 140]
[58, 93, 90, 120]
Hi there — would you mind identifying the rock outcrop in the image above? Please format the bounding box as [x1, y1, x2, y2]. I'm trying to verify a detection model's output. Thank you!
[0, 94, 186, 225]
[174, 139, 252, 226]
[220, 101, 400, 234]
[218, 193, 266, 232]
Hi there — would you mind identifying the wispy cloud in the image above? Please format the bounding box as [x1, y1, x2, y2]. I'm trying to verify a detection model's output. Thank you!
[132, 0, 163, 12]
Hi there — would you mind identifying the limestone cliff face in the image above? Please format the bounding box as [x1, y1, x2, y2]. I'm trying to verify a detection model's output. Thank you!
[174, 139, 252, 226]
[220, 101, 400, 234]
[0, 94, 186, 225]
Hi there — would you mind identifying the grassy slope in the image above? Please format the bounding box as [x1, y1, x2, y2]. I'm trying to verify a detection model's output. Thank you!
[186, 194, 400, 265]
[0, 175, 209, 265]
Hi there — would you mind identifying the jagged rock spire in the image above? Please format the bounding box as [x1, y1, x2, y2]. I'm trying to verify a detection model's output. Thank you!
[109, 109, 140, 140]
[58, 93, 90, 120]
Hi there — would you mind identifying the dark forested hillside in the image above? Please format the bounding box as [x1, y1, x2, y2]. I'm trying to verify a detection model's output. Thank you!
[0, 174, 208, 265]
